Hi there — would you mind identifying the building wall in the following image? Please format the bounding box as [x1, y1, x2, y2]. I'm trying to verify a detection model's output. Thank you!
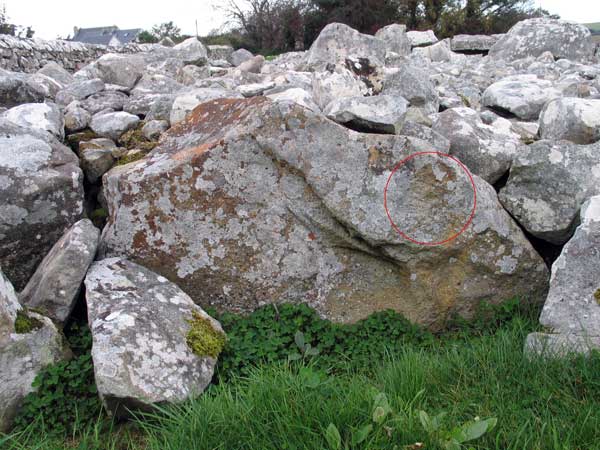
[0, 34, 151, 73]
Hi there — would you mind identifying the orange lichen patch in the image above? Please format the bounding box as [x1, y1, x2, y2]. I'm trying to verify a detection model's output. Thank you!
[167, 97, 269, 139]
[172, 141, 222, 162]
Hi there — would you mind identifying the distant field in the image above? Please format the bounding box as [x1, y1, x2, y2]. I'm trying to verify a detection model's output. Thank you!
[585, 22, 600, 33]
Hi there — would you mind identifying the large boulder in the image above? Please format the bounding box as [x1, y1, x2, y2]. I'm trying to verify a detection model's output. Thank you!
[37, 62, 74, 86]
[230, 48, 254, 67]
[375, 24, 411, 56]
[312, 68, 364, 110]
[0, 120, 84, 290]
[0, 70, 48, 107]
[0, 268, 70, 432]
[55, 78, 105, 106]
[538, 98, 600, 145]
[382, 64, 439, 115]
[81, 90, 129, 115]
[19, 219, 99, 325]
[306, 23, 386, 71]
[526, 196, 600, 356]
[100, 98, 548, 328]
[432, 107, 524, 184]
[482, 75, 561, 120]
[499, 140, 600, 245]
[406, 30, 438, 47]
[172, 38, 208, 66]
[3, 102, 65, 140]
[84, 257, 224, 416]
[489, 18, 595, 62]
[324, 94, 408, 134]
[94, 54, 146, 89]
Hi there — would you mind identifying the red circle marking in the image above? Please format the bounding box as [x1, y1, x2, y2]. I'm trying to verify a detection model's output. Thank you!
[383, 151, 477, 246]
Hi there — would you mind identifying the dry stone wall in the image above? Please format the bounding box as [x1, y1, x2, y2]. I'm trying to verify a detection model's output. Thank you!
[0, 34, 152, 73]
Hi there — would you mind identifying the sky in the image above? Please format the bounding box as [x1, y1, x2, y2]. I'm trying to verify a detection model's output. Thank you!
[2, 0, 600, 41]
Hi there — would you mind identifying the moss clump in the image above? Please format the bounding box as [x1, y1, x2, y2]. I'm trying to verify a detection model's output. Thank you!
[594, 289, 600, 305]
[14, 309, 43, 334]
[116, 151, 147, 166]
[186, 312, 227, 358]
[118, 125, 158, 152]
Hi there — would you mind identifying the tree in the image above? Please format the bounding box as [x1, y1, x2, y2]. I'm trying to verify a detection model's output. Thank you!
[137, 21, 182, 43]
[0, 4, 34, 38]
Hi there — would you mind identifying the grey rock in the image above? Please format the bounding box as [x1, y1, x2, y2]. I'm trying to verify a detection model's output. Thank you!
[170, 88, 243, 124]
[80, 147, 116, 183]
[175, 65, 210, 86]
[95, 54, 145, 89]
[306, 23, 386, 70]
[538, 97, 600, 144]
[324, 94, 408, 134]
[37, 62, 74, 86]
[451, 34, 498, 53]
[398, 120, 450, 151]
[312, 68, 364, 110]
[499, 140, 600, 244]
[238, 81, 276, 98]
[141, 120, 169, 141]
[230, 48, 254, 67]
[382, 65, 439, 115]
[406, 30, 438, 47]
[375, 24, 411, 57]
[238, 55, 265, 74]
[0, 267, 19, 346]
[482, 74, 561, 120]
[208, 45, 234, 62]
[99, 98, 548, 328]
[266, 87, 320, 111]
[0, 303, 70, 432]
[19, 219, 99, 324]
[172, 38, 208, 66]
[55, 78, 105, 106]
[64, 101, 91, 133]
[0, 120, 84, 290]
[81, 90, 128, 115]
[131, 73, 183, 97]
[525, 196, 600, 356]
[90, 111, 140, 141]
[124, 93, 174, 118]
[4, 102, 64, 140]
[413, 40, 456, 62]
[85, 257, 224, 416]
[489, 18, 595, 62]
[432, 107, 524, 183]
[0, 70, 47, 107]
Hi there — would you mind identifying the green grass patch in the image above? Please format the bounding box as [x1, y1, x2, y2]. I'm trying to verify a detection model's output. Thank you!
[4, 300, 600, 449]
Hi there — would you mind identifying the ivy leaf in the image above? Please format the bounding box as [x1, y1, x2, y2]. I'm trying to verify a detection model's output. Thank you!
[324, 423, 341, 450]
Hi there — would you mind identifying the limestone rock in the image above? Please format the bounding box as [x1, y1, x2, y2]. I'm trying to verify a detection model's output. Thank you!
[312, 68, 364, 110]
[80, 146, 116, 183]
[19, 219, 99, 324]
[0, 268, 19, 346]
[90, 111, 140, 141]
[482, 75, 561, 120]
[170, 88, 243, 124]
[451, 35, 498, 53]
[99, 98, 548, 328]
[64, 101, 91, 133]
[175, 65, 210, 86]
[142, 120, 169, 141]
[432, 107, 523, 183]
[0, 120, 84, 290]
[538, 97, 600, 144]
[238, 55, 265, 74]
[525, 196, 600, 356]
[85, 257, 224, 416]
[172, 38, 208, 66]
[324, 94, 408, 134]
[306, 23, 386, 70]
[267, 87, 320, 111]
[375, 24, 411, 57]
[489, 18, 595, 62]
[0, 70, 47, 107]
[55, 78, 105, 106]
[499, 140, 600, 244]
[37, 62, 74, 86]
[238, 82, 276, 98]
[382, 64, 439, 115]
[81, 90, 128, 115]
[94, 54, 145, 89]
[4, 102, 64, 140]
[230, 48, 254, 67]
[406, 30, 438, 47]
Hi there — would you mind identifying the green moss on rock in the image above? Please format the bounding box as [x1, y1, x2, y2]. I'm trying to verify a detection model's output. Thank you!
[594, 288, 600, 305]
[186, 312, 226, 358]
[118, 124, 158, 152]
[15, 309, 43, 334]
[116, 151, 147, 166]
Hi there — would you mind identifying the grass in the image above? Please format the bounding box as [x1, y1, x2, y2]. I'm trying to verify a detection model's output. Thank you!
[3, 303, 600, 449]
[585, 22, 600, 33]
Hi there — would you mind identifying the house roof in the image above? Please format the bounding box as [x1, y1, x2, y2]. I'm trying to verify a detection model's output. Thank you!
[72, 26, 142, 45]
